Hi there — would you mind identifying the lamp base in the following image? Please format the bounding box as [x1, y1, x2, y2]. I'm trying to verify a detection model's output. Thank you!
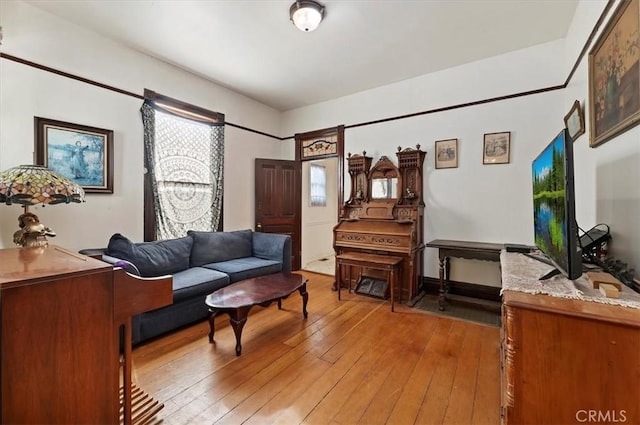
[15, 233, 50, 248]
[12, 209, 56, 247]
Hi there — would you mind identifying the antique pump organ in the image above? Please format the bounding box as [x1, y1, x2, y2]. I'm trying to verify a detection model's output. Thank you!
[333, 145, 426, 304]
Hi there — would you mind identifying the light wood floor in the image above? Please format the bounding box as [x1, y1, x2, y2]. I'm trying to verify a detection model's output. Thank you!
[132, 272, 501, 424]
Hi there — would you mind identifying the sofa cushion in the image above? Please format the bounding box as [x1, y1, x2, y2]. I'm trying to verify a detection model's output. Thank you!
[172, 267, 230, 303]
[106, 233, 193, 277]
[188, 229, 253, 267]
[203, 257, 282, 282]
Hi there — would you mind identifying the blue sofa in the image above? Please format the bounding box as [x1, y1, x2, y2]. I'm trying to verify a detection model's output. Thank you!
[99, 229, 291, 344]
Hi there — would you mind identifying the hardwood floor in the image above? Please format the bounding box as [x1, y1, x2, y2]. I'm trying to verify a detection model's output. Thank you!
[132, 272, 501, 424]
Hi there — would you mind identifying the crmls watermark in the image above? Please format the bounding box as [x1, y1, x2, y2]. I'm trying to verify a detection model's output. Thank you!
[575, 410, 627, 423]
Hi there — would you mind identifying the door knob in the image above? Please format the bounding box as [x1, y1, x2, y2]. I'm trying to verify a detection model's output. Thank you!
[256, 223, 262, 229]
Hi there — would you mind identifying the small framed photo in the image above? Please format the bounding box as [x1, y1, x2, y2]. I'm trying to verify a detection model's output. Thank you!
[35, 117, 114, 193]
[564, 100, 585, 141]
[435, 138, 458, 169]
[483, 131, 510, 165]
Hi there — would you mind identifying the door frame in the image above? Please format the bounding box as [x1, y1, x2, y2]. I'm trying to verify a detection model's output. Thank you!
[294, 125, 345, 264]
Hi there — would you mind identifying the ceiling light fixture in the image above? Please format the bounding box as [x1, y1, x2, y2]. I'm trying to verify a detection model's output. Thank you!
[289, 0, 325, 32]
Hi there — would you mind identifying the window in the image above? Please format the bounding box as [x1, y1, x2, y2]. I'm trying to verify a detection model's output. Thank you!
[141, 91, 224, 241]
[309, 164, 327, 206]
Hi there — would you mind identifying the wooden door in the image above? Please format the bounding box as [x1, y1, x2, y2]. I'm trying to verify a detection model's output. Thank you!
[255, 159, 301, 270]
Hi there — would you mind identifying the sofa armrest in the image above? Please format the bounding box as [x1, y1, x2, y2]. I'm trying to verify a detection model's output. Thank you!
[252, 232, 292, 273]
[78, 248, 107, 260]
[102, 254, 142, 276]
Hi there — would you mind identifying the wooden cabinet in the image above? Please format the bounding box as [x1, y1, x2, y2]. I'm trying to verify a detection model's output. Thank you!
[1, 246, 118, 423]
[0, 245, 172, 424]
[501, 290, 640, 424]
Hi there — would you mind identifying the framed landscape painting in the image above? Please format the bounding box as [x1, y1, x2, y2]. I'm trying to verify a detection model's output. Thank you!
[35, 117, 114, 193]
[588, 0, 640, 147]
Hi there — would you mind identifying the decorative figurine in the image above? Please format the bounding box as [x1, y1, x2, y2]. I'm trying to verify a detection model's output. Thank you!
[12, 211, 56, 247]
[405, 187, 416, 199]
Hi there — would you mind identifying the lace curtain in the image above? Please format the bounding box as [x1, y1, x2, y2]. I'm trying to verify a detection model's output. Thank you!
[309, 164, 327, 206]
[141, 102, 224, 240]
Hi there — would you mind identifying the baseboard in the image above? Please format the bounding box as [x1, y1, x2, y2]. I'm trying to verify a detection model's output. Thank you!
[421, 276, 501, 303]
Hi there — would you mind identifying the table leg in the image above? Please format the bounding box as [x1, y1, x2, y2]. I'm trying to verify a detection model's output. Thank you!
[298, 282, 309, 318]
[229, 306, 252, 356]
[332, 256, 339, 291]
[208, 308, 216, 343]
[438, 254, 446, 311]
[445, 256, 451, 284]
[390, 269, 396, 312]
[122, 318, 133, 425]
[337, 262, 342, 300]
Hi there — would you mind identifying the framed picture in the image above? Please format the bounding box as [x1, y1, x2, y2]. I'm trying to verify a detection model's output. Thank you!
[588, 0, 640, 148]
[483, 131, 510, 165]
[435, 138, 458, 169]
[564, 100, 585, 141]
[35, 117, 114, 193]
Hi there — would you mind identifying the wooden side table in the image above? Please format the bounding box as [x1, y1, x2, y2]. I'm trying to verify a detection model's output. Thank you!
[336, 252, 403, 311]
[425, 239, 503, 311]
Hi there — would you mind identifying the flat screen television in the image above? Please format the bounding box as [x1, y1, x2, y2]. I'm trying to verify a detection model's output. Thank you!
[531, 128, 582, 280]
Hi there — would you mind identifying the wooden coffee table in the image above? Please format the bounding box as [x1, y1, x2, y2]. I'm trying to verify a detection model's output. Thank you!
[205, 272, 309, 356]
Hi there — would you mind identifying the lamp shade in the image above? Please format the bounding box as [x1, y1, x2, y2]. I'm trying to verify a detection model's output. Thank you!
[0, 164, 85, 206]
[290, 0, 324, 32]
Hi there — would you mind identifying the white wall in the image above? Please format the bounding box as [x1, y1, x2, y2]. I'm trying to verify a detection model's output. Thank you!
[565, 0, 640, 275]
[301, 158, 338, 266]
[0, 0, 284, 250]
[283, 0, 638, 283]
[282, 41, 568, 283]
[3, 0, 637, 283]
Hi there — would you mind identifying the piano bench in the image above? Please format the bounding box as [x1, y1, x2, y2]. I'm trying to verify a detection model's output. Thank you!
[336, 252, 403, 312]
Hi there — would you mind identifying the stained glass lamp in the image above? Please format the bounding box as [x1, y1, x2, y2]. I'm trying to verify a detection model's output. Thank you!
[0, 164, 85, 247]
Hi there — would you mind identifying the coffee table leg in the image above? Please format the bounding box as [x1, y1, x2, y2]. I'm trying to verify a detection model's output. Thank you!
[298, 282, 309, 318]
[229, 306, 252, 356]
[208, 308, 216, 343]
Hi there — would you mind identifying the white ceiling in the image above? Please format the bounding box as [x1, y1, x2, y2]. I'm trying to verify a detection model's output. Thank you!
[26, 0, 579, 112]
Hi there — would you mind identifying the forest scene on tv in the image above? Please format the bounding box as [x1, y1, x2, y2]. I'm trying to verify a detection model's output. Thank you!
[532, 135, 568, 272]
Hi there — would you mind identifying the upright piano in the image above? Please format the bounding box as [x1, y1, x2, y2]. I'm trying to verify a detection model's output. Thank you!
[333, 146, 426, 303]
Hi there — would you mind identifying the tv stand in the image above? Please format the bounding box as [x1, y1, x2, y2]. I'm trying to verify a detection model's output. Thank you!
[538, 268, 561, 280]
[522, 252, 561, 280]
[500, 252, 640, 424]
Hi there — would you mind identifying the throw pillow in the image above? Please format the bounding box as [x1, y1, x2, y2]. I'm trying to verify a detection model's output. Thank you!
[107, 233, 193, 277]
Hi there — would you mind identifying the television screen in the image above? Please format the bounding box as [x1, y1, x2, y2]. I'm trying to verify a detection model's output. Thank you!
[532, 128, 582, 280]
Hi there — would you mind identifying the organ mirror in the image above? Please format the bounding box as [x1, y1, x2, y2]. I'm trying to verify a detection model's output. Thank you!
[368, 156, 399, 200]
[371, 178, 398, 199]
